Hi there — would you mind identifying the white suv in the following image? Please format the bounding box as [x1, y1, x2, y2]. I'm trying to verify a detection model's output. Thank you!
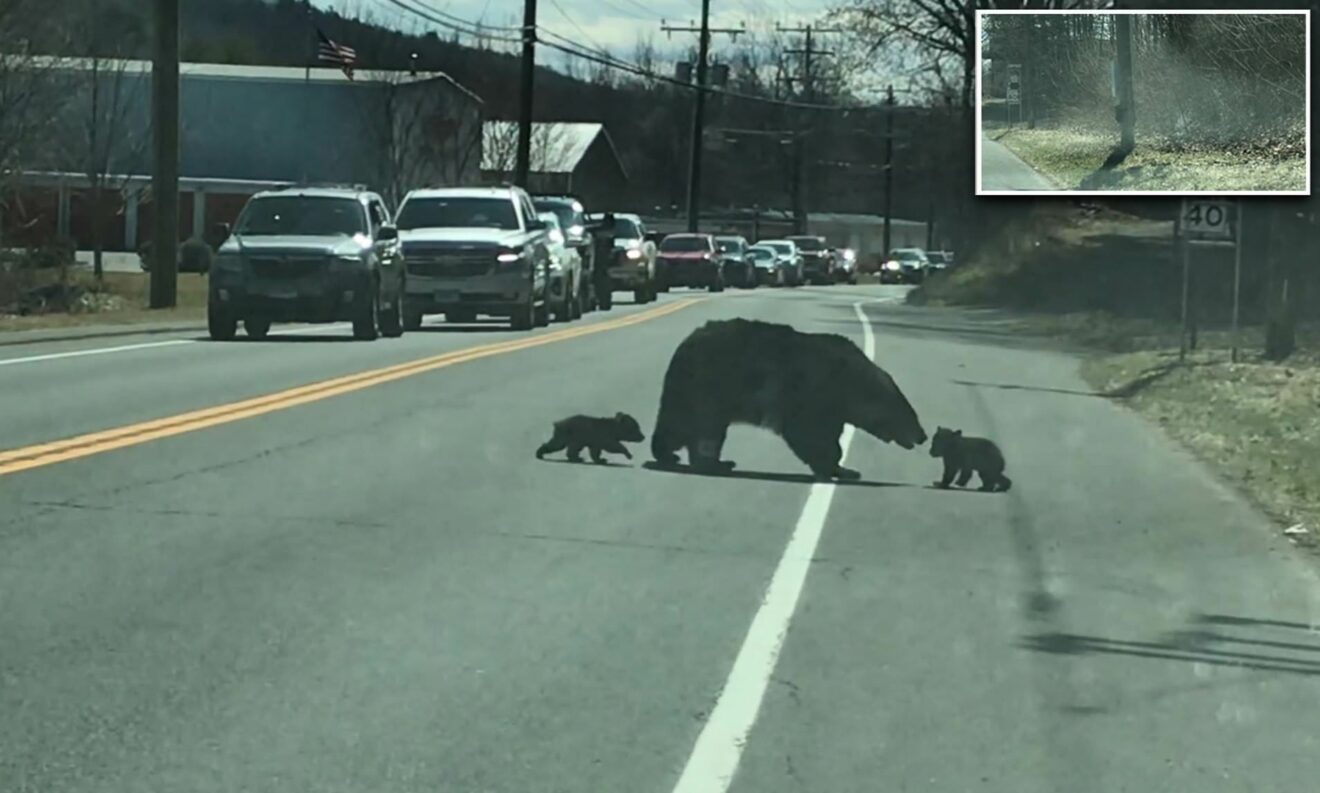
[394, 186, 553, 331]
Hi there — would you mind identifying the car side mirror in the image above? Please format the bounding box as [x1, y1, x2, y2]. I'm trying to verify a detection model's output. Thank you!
[211, 222, 231, 243]
[528, 219, 546, 232]
[377, 225, 399, 242]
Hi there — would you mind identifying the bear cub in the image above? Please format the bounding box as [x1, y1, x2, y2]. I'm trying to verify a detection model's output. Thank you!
[929, 427, 1012, 492]
[536, 412, 646, 464]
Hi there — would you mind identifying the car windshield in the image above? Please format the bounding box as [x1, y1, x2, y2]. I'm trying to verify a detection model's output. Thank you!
[747, 248, 775, 261]
[789, 237, 824, 251]
[766, 242, 793, 255]
[235, 196, 366, 237]
[928, 252, 947, 264]
[893, 249, 926, 261]
[715, 239, 744, 253]
[613, 218, 642, 239]
[534, 201, 581, 233]
[660, 236, 709, 252]
[397, 197, 520, 231]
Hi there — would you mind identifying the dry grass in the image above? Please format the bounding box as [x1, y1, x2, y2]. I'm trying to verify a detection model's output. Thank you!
[985, 123, 1308, 192]
[0, 271, 208, 333]
[1082, 345, 1320, 554]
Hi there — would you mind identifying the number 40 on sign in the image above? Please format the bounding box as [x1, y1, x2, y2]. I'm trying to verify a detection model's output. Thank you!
[1181, 199, 1235, 240]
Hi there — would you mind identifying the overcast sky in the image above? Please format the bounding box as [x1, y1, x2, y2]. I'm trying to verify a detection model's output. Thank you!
[319, 0, 840, 72]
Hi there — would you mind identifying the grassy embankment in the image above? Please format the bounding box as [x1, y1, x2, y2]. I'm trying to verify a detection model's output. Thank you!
[910, 204, 1320, 551]
[0, 270, 209, 333]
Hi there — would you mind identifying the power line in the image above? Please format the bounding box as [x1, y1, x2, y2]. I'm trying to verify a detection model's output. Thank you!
[377, 0, 521, 44]
[544, 0, 612, 58]
[538, 36, 882, 111]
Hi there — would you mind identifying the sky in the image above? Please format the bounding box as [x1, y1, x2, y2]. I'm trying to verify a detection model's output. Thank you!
[317, 0, 841, 73]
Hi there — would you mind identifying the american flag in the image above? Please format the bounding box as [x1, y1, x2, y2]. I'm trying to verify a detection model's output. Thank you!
[316, 28, 357, 81]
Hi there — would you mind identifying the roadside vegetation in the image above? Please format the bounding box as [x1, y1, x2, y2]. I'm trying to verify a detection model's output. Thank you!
[910, 203, 1320, 553]
[985, 122, 1306, 192]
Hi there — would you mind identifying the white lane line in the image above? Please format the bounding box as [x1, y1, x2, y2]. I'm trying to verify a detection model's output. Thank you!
[0, 339, 195, 367]
[669, 299, 877, 793]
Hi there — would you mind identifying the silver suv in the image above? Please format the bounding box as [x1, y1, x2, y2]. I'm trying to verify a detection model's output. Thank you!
[395, 186, 553, 331]
[208, 185, 406, 341]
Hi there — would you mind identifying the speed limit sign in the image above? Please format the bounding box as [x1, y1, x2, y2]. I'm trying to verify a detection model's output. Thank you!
[1181, 200, 1234, 240]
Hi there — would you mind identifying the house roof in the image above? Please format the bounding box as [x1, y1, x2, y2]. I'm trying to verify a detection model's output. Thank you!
[23, 56, 483, 105]
[480, 122, 627, 180]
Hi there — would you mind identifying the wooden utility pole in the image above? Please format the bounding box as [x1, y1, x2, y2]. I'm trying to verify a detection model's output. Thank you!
[150, 0, 179, 309]
[663, 14, 744, 233]
[882, 84, 895, 258]
[779, 23, 843, 234]
[514, 0, 538, 187]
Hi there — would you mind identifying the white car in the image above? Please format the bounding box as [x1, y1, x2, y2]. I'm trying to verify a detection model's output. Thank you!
[538, 212, 584, 321]
[757, 239, 805, 286]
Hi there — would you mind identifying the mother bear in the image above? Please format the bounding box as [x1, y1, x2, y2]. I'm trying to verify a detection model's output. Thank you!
[651, 318, 928, 480]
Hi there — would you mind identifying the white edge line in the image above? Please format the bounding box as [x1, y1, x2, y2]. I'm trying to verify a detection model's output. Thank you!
[669, 300, 876, 793]
[0, 338, 195, 367]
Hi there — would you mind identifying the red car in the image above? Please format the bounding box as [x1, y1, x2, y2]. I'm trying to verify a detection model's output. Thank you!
[656, 233, 725, 292]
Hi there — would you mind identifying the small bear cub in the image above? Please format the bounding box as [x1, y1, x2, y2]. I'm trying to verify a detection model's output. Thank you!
[535, 412, 646, 464]
[929, 426, 1012, 492]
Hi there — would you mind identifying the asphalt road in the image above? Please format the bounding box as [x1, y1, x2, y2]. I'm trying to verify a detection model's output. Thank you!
[980, 134, 1058, 192]
[4, 286, 1320, 792]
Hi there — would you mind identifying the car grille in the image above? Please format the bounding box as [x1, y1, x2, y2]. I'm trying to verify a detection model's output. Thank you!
[406, 250, 493, 278]
[247, 255, 328, 278]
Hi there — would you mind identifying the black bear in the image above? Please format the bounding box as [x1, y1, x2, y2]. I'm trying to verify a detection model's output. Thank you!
[650, 318, 927, 480]
[929, 426, 1012, 492]
[536, 412, 646, 463]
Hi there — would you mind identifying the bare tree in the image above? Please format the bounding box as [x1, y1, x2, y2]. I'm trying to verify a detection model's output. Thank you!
[832, 0, 1110, 111]
[61, 3, 150, 281]
[0, 1, 71, 230]
[363, 69, 485, 206]
[480, 121, 575, 182]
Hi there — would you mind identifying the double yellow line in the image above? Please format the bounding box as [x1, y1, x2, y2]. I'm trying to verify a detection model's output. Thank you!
[0, 298, 702, 478]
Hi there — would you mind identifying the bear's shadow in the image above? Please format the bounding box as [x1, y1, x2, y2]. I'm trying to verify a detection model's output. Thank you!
[539, 457, 632, 468]
[641, 460, 907, 488]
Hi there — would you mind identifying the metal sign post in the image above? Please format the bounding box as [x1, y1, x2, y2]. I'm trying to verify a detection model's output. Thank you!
[1231, 201, 1243, 363]
[1178, 199, 1237, 363]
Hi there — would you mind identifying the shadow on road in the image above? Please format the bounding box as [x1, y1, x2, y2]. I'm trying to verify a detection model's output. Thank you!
[641, 460, 907, 488]
[952, 378, 1105, 399]
[537, 457, 632, 468]
[195, 335, 357, 343]
[1021, 613, 1320, 678]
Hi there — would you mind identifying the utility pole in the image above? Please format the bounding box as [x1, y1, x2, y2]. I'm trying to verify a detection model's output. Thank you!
[514, 0, 538, 187]
[779, 22, 843, 234]
[663, 14, 744, 233]
[881, 84, 895, 258]
[1114, 13, 1135, 153]
[150, 0, 179, 309]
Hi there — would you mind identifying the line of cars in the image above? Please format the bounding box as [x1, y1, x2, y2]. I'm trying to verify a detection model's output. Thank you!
[204, 182, 865, 342]
[876, 247, 956, 284]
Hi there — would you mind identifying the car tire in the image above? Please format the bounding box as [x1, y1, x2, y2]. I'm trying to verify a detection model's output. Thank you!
[598, 288, 613, 311]
[380, 290, 405, 338]
[533, 299, 550, 327]
[404, 305, 424, 331]
[569, 282, 583, 319]
[353, 287, 380, 341]
[208, 306, 237, 341]
[709, 277, 723, 294]
[553, 285, 572, 323]
[510, 299, 534, 330]
[244, 317, 270, 340]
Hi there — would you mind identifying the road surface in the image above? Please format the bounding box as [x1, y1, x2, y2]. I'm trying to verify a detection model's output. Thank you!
[3, 286, 1319, 793]
[981, 134, 1059, 192]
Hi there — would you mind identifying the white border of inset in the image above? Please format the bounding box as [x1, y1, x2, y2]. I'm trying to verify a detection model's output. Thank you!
[974, 9, 1312, 196]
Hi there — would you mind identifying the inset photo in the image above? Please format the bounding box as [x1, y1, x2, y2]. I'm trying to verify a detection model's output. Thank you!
[976, 9, 1310, 195]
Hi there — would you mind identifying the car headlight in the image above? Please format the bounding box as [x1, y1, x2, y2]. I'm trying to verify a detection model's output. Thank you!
[885, 261, 900, 271]
[497, 250, 524, 263]
[336, 253, 363, 264]
[625, 248, 642, 260]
